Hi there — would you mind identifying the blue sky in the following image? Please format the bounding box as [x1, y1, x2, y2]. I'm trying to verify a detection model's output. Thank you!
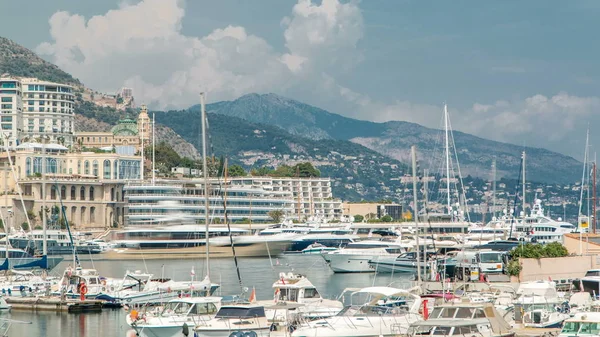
[1, 0, 599, 158]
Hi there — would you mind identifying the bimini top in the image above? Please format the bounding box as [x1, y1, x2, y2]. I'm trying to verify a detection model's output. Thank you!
[215, 305, 266, 319]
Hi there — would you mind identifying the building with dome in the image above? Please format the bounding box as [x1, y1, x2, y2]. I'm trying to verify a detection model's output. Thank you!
[74, 105, 152, 155]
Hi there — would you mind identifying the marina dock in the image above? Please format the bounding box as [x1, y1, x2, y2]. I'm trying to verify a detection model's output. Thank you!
[6, 297, 103, 313]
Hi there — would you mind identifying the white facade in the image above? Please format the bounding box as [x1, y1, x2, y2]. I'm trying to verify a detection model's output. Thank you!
[0, 77, 23, 146]
[271, 177, 342, 221]
[20, 78, 75, 146]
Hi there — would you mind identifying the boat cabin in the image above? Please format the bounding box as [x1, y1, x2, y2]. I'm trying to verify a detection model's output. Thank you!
[273, 273, 322, 303]
[160, 297, 221, 317]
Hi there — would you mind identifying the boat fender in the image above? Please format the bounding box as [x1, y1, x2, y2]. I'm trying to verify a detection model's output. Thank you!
[130, 310, 138, 321]
[110, 286, 115, 292]
[288, 326, 296, 334]
[182, 323, 189, 337]
[102, 287, 106, 292]
[270, 323, 277, 332]
[243, 331, 258, 337]
[229, 331, 244, 337]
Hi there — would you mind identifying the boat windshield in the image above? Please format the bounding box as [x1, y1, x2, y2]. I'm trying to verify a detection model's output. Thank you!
[215, 307, 265, 319]
[562, 322, 600, 334]
[337, 305, 401, 317]
[429, 307, 486, 319]
[585, 270, 600, 277]
[162, 302, 194, 316]
[479, 253, 503, 263]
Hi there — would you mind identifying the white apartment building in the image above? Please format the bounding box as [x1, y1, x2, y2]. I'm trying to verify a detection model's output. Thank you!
[20, 78, 75, 146]
[271, 177, 343, 221]
[0, 77, 23, 147]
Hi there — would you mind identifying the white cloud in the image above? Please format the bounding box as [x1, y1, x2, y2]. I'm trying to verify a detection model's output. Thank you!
[37, 0, 363, 110]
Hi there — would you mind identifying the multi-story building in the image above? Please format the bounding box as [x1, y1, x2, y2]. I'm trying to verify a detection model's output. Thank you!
[20, 78, 75, 146]
[0, 77, 23, 147]
[0, 144, 142, 230]
[271, 177, 343, 221]
[124, 176, 344, 225]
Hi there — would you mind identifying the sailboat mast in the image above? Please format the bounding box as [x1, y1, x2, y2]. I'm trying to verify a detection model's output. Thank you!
[200, 92, 210, 279]
[492, 158, 497, 220]
[522, 151, 526, 216]
[152, 113, 156, 185]
[594, 154, 597, 234]
[411, 145, 421, 283]
[444, 104, 451, 217]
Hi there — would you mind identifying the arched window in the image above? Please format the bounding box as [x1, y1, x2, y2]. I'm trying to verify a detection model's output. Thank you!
[80, 186, 85, 200]
[60, 185, 66, 200]
[103, 160, 111, 179]
[89, 186, 95, 200]
[50, 185, 56, 200]
[33, 157, 42, 174]
[70, 186, 76, 200]
[26, 157, 31, 176]
[84, 160, 90, 175]
[92, 160, 98, 177]
[113, 160, 118, 179]
[77, 160, 82, 175]
[110, 188, 115, 201]
[47, 158, 57, 173]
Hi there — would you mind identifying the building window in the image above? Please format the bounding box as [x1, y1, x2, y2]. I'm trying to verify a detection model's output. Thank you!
[89, 186, 94, 200]
[84, 160, 90, 175]
[50, 185, 56, 200]
[1, 116, 11, 122]
[47, 158, 57, 173]
[103, 160, 111, 179]
[61, 186, 66, 200]
[1, 97, 11, 102]
[113, 160, 118, 179]
[90, 207, 96, 223]
[80, 187, 85, 200]
[77, 160, 81, 175]
[71, 186, 76, 200]
[92, 160, 98, 177]
[26, 157, 31, 176]
[33, 157, 42, 174]
[1, 124, 11, 130]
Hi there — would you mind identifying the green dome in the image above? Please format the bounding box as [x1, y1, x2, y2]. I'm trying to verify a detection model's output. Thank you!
[111, 118, 138, 136]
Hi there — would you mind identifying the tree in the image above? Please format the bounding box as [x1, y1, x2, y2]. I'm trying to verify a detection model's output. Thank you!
[21, 222, 29, 231]
[353, 214, 364, 222]
[293, 162, 320, 177]
[228, 165, 246, 177]
[26, 209, 37, 225]
[381, 215, 393, 222]
[268, 210, 284, 223]
[271, 165, 294, 177]
[506, 242, 569, 276]
[251, 166, 273, 176]
[365, 213, 377, 220]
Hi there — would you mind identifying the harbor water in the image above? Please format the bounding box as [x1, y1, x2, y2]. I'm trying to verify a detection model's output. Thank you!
[5, 254, 413, 337]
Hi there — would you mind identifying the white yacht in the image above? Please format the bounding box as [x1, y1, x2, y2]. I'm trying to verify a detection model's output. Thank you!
[104, 225, 291, 259]
[322, 239, 406, 273]
[407, 303, 514, 337]
[512, 199, 576, 244]
[193, 304, 271, 337]
[514, 280, 570, 328]
[259, 272, 343, 319]
[291, 286, 423, 337]
[576, 269, 600, 295]
[126, 296, 222, 337]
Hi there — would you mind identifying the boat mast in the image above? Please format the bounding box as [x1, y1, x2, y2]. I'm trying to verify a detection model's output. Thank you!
[492, 158, 497, 220]
[200, 92, 210, 280]
[444, 104, 451, 218]
[140, 116, 145, 181]
[411, 145, 421, 283]
[578, 129, 589, 254]
[594, 154, 597, 234]
[152, 113, 156, 185]
[522, 151, 526, 217]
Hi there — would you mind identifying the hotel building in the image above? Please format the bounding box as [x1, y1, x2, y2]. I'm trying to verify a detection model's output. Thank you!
[124, 177, 343, 225]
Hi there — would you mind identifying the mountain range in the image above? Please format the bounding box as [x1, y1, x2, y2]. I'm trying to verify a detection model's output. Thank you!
[0, 36, 584, 201]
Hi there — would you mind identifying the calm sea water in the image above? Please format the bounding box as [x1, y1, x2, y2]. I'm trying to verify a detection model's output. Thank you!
[5, 254, 412, 337]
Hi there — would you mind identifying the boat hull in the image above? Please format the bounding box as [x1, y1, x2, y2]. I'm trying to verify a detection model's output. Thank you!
[323, 253, 385, 273]
[2, 256, 63, 271]
[101, 241, 290, 260]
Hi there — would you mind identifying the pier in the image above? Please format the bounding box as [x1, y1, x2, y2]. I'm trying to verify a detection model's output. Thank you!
[6, 297, 103, 313]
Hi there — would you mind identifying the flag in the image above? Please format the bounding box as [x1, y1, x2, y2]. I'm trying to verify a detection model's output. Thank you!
[274, 288, 280, 302]
[280, 276, 285, 285]
[249, 287, 256, 303]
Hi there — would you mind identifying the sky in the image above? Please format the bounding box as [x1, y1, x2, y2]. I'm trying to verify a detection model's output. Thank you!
[1, 0, 599, 160]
